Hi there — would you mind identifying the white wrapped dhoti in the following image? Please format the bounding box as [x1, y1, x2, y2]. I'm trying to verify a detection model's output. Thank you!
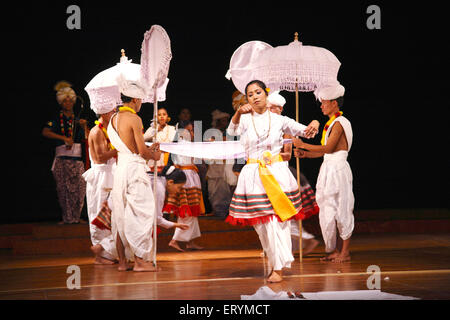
[254, 217, 293, 271]
[82, 158, 117, 260]
[111, 153, 155, 261]
[316, 150, 354, 252]
[108, 118, 156, 262]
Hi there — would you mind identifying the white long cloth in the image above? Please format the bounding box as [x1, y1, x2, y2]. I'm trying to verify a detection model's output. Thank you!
[254, 217, 293, 271]
[145, 139, 293, 160]
[316, 116, 354, 252]
[82, 157, 117, 260]
[226, 111, 307, 160]
[241, 287, 419, 300]
[107, 114, 156, 261]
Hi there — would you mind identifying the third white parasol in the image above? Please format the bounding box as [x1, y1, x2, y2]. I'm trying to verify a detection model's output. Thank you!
[84, 49, 169, 114]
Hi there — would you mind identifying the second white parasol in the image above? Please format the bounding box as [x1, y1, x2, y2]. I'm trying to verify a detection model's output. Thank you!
[140, 25, 172, 266]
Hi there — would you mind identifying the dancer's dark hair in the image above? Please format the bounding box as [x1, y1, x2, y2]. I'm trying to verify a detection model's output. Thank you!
[160, 165, 187, 184]
[245, 80, 269, 96]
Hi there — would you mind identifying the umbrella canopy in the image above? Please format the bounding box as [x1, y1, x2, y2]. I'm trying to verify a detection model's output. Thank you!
[225, 40, 272, 94]
[84, 50, 169, 114]
[140, 25, 172, 94]
[254, 35, 341, 92]
[226, 33, 341, 94]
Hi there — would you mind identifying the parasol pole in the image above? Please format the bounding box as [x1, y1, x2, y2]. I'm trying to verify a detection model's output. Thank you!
[152, 86, 158, 267]
[294, 32, 303, 263]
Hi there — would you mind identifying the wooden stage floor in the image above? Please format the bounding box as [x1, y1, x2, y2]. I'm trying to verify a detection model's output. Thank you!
[0, 233, 449, 300]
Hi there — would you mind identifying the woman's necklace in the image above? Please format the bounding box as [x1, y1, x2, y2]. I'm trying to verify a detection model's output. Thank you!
[251, 110, 271, 143]
[60, 111, 74, 137]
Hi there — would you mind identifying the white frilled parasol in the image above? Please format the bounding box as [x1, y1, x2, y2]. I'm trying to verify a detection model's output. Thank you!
[225, 40, 272, 94]
[227, 33, 341, 262]
[252, 33, 341, 93]
[140, 25, 172, 266]
[84, 49, 169, 114]
[226, 33, 341, 94]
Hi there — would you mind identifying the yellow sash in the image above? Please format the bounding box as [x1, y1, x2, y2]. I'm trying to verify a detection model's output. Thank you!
[247, 151, 298, 221]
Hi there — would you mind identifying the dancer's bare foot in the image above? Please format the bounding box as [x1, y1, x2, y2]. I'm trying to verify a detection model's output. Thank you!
[133, 257, 158, 272]
[186, 241, 203, 250]
[169, 240, 185, 252]
[332, 251, 351, 263]
[94, 256, 117, 265]
[320, 250, 340, 261]
[90, 244, 117, 264]
[302, 239, 319, 257]
[117, 261, 132, 271]
[267, 270, 283, 283]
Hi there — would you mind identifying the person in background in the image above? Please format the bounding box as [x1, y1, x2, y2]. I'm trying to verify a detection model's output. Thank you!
[206, 109, 235, 219]
[144, 107, 177, 173]
[175, 107, 192, 130]
[42, 81, 89, 225]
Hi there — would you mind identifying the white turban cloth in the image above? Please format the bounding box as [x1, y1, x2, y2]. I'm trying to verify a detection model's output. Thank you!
[211, 109, 230, 127]
[116, 73, 148, 99]
[267, 91, 286, 107]
[56, 87, 77, 105]
[314, 84, 345, 102]
[90, 102, 116, 115]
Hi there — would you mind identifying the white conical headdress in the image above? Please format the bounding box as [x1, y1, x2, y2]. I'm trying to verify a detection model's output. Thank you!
[314, 83, 345, 102]
[116, 73, 148, 99]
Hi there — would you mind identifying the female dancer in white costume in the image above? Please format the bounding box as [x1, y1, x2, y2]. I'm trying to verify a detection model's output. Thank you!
[226, 80, 319, 282]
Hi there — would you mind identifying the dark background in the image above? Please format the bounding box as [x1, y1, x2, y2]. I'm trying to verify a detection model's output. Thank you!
[4, 1, 448, 223]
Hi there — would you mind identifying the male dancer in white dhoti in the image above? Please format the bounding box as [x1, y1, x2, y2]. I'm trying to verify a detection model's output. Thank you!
[226, 80, 319, 282]
[293, 83, 354, 263]
[82, 101, 118, 264]
[107, 75, 161, 272]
